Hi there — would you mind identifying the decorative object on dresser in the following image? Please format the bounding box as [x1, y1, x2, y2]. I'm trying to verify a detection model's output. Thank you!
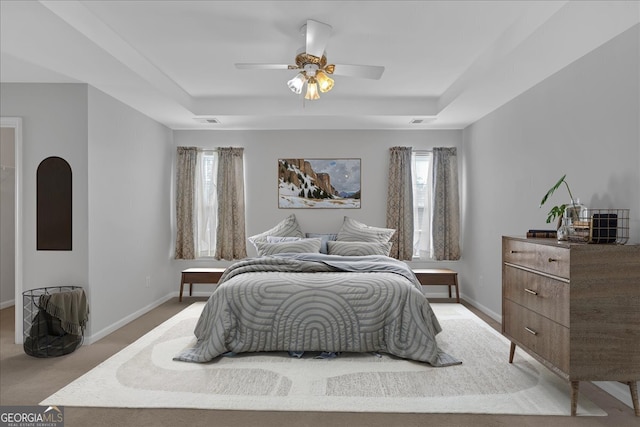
[502, 236, 640, 416]
[539, 174, 580, 229]
[179, 268, 226, 302]
[412, 268, 460, 303]
[538, 174, 630, 244]
[539, 174, 589, 241]
[526, 229, 557, 239]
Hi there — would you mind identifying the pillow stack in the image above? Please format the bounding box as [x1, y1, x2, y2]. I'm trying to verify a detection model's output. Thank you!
[332, 216, 395, 256]
[248, 215, 396, 257]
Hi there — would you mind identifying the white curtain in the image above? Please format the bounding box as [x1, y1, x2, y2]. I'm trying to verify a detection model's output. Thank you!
[412, 151, 432, 260]
[195, 150, 218, 257]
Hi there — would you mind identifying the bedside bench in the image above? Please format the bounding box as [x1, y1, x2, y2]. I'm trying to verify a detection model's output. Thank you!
[179, 267, 226, 302]
[412, 268, 460, 303]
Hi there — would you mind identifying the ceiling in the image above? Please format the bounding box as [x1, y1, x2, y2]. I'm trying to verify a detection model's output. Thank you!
[1, 1, 638, 130]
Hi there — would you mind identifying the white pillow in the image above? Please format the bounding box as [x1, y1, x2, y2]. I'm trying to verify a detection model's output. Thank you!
[327, 241, 392, 256]
[336, 216, 395, 243]
[248, 214, 304, 249]
[255, 238, 322, 256]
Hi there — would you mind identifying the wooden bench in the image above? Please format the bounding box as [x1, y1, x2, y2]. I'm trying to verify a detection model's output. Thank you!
[179, 267, 226, 302]
[412, 268, 460, 303]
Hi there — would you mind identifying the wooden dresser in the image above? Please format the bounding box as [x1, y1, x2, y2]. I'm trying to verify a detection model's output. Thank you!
[502, 236, 640, 416]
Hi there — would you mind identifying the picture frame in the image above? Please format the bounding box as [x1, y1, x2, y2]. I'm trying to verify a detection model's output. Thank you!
[278, 158, 361, 209]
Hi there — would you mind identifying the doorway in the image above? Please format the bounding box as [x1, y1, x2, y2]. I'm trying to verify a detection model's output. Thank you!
[1, 117, 23, 344]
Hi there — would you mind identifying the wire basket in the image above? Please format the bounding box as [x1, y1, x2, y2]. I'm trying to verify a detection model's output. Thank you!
[567, 208, 630, 244]
[23, 286, 85, 358]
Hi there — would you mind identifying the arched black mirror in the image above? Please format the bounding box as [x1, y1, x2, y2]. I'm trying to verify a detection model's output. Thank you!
[37, 156, 72, 250]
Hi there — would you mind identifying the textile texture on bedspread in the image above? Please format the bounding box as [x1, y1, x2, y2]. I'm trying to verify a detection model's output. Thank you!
[174, 254, 460, 367]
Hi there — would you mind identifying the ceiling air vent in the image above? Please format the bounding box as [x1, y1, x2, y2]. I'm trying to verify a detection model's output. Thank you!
[194, 117, 220, 124]
[410, 119, 425, 124]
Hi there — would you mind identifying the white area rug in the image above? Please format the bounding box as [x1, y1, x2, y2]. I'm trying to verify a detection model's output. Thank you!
[41, 302, 606, 416]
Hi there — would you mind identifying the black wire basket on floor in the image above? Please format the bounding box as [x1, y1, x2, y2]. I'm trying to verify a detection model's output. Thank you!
[23, 286, 86, 358]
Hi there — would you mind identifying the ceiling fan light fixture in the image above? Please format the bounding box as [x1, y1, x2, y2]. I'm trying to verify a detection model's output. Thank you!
[316, 70, 334, 93]
[287, 73, 305, 94]
[304, 77, 320, 100]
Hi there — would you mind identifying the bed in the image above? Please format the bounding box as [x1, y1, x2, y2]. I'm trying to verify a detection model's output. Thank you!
[174, 252, 460, 367]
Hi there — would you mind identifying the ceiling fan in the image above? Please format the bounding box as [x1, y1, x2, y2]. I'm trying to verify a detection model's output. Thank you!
[235, 19, 385, 100]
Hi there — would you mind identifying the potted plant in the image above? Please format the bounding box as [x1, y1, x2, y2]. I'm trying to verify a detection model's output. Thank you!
[539, 174, 578, 230]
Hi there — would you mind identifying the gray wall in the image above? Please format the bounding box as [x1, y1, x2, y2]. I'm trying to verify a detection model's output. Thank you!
[0, 83, 90, 304]
[0, 83, 174, 341]
[461, 24, 640, 319]
[87, 86, 174, 340]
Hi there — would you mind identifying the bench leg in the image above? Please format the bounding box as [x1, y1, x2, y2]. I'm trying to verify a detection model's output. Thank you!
[189, 283, 193, 296]
[454, 274, 460, 303]
[179, 280, 185, 302]
[571, 381, 579, 416]
[628, 381, 639, 416]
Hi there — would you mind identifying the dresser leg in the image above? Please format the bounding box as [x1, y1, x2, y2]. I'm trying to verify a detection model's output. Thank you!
[509, 342, 516, 363]
[570, 381, 579, 416]
[627, 381, 639, 416]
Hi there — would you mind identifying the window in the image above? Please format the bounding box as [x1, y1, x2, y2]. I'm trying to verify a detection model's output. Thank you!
[195, 151, 218, 257]
[412, 151, 432, 259]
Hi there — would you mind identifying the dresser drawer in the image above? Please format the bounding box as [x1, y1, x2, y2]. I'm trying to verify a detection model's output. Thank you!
[503, 264, 570, 327]
[503, 239, 569, 279]
[503, 299, 569, 373]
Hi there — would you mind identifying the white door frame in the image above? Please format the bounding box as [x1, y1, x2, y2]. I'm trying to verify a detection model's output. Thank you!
[1, 117, 23, 344]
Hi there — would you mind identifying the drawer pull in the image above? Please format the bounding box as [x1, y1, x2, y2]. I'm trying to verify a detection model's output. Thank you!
[525, 327, 538, 336]
[510, 250, 519, 254]
[548, 258, 558, 263]
[524, 288, 539, 296]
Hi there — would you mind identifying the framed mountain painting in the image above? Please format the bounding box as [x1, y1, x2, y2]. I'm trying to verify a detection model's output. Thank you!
[278, 158, 361, 208]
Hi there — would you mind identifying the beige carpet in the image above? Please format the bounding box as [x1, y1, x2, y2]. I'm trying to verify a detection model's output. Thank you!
[41, 302, 605, 416]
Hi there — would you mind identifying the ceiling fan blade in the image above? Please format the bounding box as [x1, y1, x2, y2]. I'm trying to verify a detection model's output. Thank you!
[235, 63, 293, 70]
[331, 64, 385, 80]
[306, 19, 332, 58]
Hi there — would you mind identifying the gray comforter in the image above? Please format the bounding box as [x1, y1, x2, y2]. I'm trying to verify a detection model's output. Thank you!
[174, 254, 460, 366]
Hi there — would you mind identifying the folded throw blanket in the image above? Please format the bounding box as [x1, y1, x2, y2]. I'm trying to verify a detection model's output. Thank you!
[38, 288, 89, 336]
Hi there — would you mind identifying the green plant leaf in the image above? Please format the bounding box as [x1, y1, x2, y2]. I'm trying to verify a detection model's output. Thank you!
[540, 174, 567, 207]
[545, 204, 566, 223]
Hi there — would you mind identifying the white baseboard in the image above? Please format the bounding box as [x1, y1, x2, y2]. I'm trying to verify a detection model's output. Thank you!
[593, 381, 636, 409]
[84, 293, 175, 344]
[0, 299, 15, 310]
[458, 294, 502, 323]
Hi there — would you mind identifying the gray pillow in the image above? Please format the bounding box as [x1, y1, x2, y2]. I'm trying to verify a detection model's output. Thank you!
[248, 214, 304, 249]
[305, 233, 338, 254]
[336, 216, 395, 243]
[327, 241, 392, 256]
[267, 236, 302, 243]
[255, 238, 322, 256]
